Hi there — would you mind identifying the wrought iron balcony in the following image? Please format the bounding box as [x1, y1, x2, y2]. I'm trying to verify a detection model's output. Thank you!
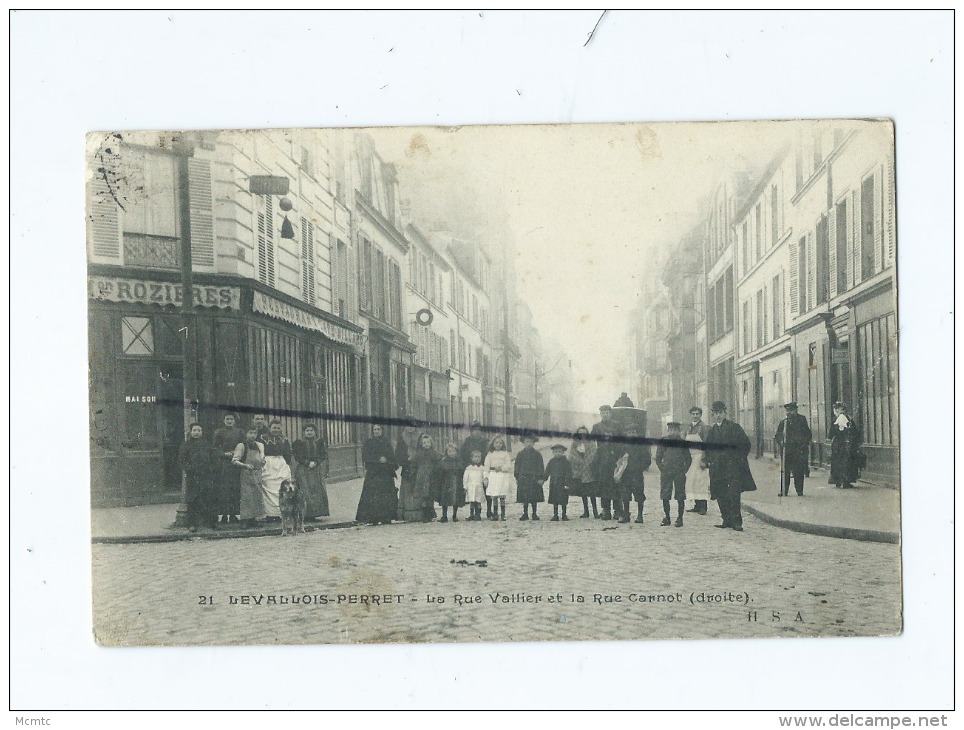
[123, 233, 180, 270]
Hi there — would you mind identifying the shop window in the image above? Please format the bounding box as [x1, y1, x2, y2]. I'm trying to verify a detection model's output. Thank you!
[153, 316, 183, 358]
[122, 317, 154, 356]
[121, 362, 163, 450]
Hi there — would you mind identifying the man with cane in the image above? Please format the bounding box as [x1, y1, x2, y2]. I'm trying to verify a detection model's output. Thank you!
[774, 402, 812, 497]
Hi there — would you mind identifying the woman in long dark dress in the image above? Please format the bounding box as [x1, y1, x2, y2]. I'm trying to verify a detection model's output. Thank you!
[401, 433, 441, 522]
[829, 402, 861, 488]
[213, 412, 244, 525]
[395, 425, 421, 521]
[178, 423, 219, 531]
[293, 423, 330, 520]
[355, 424, 399, 525]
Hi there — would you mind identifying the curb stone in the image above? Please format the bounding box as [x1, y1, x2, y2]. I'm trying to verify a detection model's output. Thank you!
[742, 504, 899, 544]
[92, 520, 360, 545]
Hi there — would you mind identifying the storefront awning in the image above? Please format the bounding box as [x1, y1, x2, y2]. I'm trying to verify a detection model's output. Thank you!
[253, 291, 364, 351]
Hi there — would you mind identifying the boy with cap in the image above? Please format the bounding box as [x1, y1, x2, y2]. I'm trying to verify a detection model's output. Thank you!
[544, 444, 574, 521]
[655, 422, 692, 527]
[619, 423, 652, 524]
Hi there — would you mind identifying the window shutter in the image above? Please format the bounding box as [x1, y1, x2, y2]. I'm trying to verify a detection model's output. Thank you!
[828, 205, 838, 300]
[788, 236, 798, 315]
[807, 231, 817, 310]
[845, 194, 854, 290]
[257, 194, 276, 287]
[188, 158, 215, 270]
[301, 217, 316, 306]
[87, 173, 123, 264]
[884, 157, 896, 268]
[346, 239, 358, 322]
[329, 236, 340, 317]
[872, 169, 883, 275]
[851, 188, 862, 287]
[308, 222, 316, 305]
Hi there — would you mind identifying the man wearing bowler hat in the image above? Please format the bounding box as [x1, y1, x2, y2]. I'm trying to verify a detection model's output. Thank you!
[705, 400, 757, 531]
[774, 402, 812, 497]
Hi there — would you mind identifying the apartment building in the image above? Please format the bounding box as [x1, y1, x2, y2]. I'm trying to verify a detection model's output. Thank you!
[87, 130, 365, 505]
[785, 122, 897, 482]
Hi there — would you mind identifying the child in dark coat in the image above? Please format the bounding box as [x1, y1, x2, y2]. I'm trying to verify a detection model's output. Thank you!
[436, 443, 465, 523]
[655, 422, 692, 527]
[514, 432, 545, 520]
[544, 444, 574, 521]
[620, 424, 653, 524]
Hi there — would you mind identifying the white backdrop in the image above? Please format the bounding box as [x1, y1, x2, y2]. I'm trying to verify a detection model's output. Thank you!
[8, 9, 954, 713]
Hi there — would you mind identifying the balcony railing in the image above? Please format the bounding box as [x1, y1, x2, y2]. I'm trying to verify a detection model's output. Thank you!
[123, 234, 180, 270]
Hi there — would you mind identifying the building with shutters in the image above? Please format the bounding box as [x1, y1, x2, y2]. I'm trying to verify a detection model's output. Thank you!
[404, 223, 454, 446]
[628, 249, 672, 437]
[511, 301, 537, 430]
[703, 176, 744, 417]
[430, 233, 492, 438]
[733, 147, 793, 457]
[641, 122, 897, 485]
[344, 134, 417, 435]
[784, 122, 897, 483]
[662, 225, 704, 423]
[87, 130, 366, 507]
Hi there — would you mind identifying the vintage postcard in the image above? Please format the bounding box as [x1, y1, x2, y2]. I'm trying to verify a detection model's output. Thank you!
[88, 120, 900, 646]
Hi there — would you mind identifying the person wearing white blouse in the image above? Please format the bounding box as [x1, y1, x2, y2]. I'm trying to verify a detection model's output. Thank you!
[829, 402, 861, 488]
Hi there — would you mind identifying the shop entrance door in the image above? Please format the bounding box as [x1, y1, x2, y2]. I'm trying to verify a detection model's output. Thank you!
[158, 363, 184, 494]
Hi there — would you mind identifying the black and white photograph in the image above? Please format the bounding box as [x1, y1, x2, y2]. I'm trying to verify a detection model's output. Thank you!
[10, 8, 952, 715]
[86, 120, 900, 646]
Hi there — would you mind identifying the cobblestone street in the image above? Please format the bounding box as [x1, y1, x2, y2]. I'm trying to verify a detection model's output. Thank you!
[92, 510, 902, 646]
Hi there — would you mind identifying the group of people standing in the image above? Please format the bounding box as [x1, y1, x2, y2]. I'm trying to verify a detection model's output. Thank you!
[354, 423, 527, 525]
[178, 412, 331, 532]
[350, 397, 762, 532]
[178, 396, 863, 533]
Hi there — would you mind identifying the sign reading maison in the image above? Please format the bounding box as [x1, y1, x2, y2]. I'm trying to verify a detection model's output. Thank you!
[88, 276, 241, 310]
[252, 291, 364, 350]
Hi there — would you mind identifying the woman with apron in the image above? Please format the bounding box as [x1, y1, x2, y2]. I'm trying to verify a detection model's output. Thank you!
[684, 406, 711, 515]
[259, 420, 293, 518]
[233, 424, 267, 527]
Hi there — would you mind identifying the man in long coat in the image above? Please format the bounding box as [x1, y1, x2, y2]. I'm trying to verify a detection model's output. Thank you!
[705, 401, 757, 532]
[591, 405, 622, 520]
[774, 401, 812, 497]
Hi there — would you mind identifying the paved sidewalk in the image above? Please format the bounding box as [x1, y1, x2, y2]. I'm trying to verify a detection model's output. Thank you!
[91, 450, 900, 544]
[741, 456, 900, 543]
[91, 477, 366, 544]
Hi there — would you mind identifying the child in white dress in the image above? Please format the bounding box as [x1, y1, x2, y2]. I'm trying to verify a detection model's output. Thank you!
[462, 449, 487, 521]
[484, 434, 514, 521]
